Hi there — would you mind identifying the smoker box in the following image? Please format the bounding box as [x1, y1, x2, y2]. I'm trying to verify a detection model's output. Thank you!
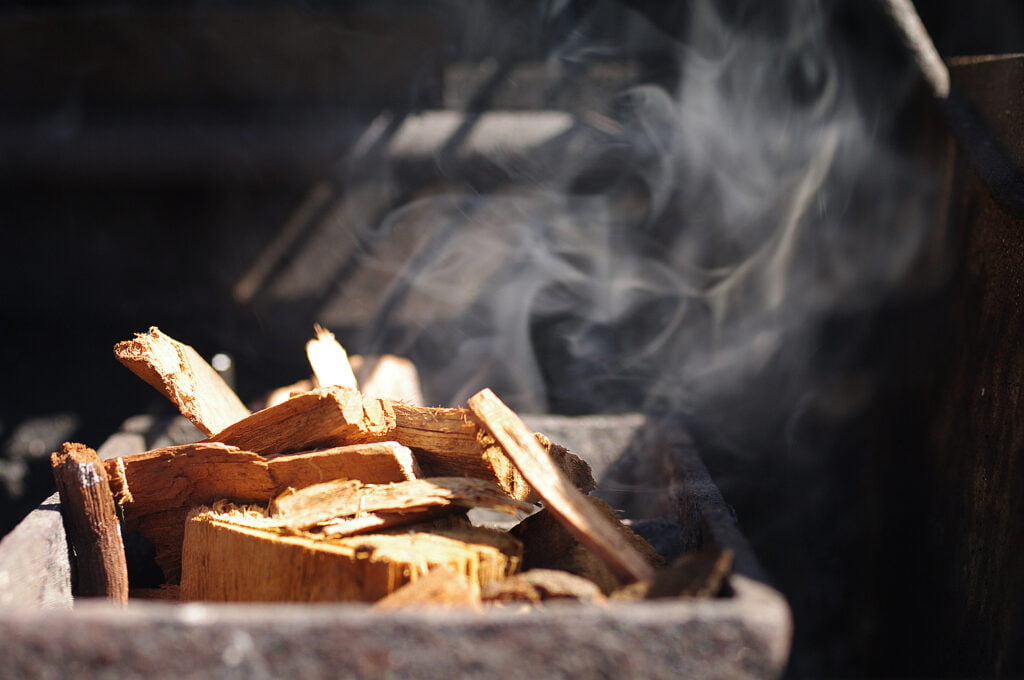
[0, 413, 790, 680]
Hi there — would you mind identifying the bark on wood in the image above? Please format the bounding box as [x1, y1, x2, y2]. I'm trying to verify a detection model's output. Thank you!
[268, 477, 534, 530]
[104, 440, 416, 582]
[208, 387, 394, 457]
[511, 497, 666, 594]
[51, 442, 128, 602]
[306, 325, 358, 390]
[468, 388, 655, 584]
[114, 327, 250, 436]
[481, 569, 605, 604]
[180, 505, 521, 603]
[373, 565, 480, 610]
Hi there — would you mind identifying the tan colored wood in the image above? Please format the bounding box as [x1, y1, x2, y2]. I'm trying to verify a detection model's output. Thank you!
[373, 565, 480, 610]
[390, 402, 532, 501]
[267, 441, 420, 489]
[104, 440, 415, 582]
[482, 569, 605, 604]
[263, 379, 313, 408]
[467, 388, 655, 585]
[179, 505, 521, 603]
[208, 387, 394, 457]
[306, 325, 358, 390]
[350, 354, 425, 405]
[50, 442, 128, 602]
[114, 327, 250, 436]
[268, 477, 534, 530]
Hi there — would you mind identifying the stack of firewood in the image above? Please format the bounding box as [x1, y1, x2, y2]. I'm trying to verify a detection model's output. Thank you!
[51, 327, 731, 608]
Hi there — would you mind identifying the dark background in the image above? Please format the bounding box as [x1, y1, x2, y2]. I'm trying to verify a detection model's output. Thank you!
[2, 1, 1023, 678]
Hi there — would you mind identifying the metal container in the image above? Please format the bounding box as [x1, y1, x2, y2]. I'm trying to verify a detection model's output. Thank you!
[0, 414, 790, 679]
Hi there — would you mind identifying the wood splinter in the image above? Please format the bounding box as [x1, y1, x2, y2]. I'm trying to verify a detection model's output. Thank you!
[467, 388, 655, 585]
[51, 442, 129, 602]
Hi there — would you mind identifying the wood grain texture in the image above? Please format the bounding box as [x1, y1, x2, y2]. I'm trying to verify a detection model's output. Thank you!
[51, 443, 128, 601]
[209, 387, 394, 456]
[104, 440, 416, 582]
[468, 388, 655, 584]
[114, 327, 250, 436]
[180, 506, 521, 603]
[306, 325, 357, 390]
[269, 477, 534, 530]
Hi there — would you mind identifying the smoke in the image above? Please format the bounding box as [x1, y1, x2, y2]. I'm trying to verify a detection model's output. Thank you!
[351, 0, 936, 436]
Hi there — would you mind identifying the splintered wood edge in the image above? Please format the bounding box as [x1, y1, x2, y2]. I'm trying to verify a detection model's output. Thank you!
[306, 325, 358, 390]
[113, 327, 250, 436]
[467, 389, 655, 584]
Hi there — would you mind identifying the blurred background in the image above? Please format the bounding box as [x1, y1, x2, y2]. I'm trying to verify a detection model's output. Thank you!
[2, 1, 1023, 677]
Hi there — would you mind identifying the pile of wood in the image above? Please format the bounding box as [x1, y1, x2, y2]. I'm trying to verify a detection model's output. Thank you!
[51, 326, 731, 609]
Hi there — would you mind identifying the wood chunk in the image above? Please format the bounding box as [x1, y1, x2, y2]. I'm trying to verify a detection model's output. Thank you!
[209, 387, 394, 457]
[611, 545, 734, 601]
[374, 566, 480, 610]
[350, 354, 425, 405]
[482, 569, 605, 605]
[467, 388, 655, 585]
[267, 441, 420, 489]
[511, 497, 666, 595]
[104, 440, 415, 582]
[306, 325, 358, 390]
[50, 443, 128, 602]
[390, 402, 532, 501]
[269, 477, 534, 530]
[180, 506, 522, 603]
[114, 327, 250, 436]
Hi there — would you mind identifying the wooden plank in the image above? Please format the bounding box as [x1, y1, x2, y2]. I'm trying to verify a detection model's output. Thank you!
[467, 388, 655, 584]
[50, 443, 128, 602]
[114, 327, 250, 436]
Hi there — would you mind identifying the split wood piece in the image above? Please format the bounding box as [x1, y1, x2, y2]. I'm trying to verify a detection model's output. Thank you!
[468, 388, 655, 585]
[511, 497, 666, 595]
[306, 325, 358, 390]
[390, 402, 595, 501]
[114, 327, 250, 436]
[269, 477, 533, 530]
[318, 510, 473, 539]
[373, 565, 480, 611]
[482, 569, 605, 605]
[104, 441, 417, 582]
[50, 442, 129, 602]
[179, 506, 522, 603]
[350, 354, 425, 405]
[209, 387, 394, 457]
[611, 544, 735, 601]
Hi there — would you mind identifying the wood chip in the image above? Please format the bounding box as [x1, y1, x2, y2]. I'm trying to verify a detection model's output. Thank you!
[374, 565, 481, 610]
[104, 440, 417, 582]
[306, 325, 358, 390]
[114, 327, 250, 436]
[179, 505, 522, 603]
[611, 544, 734, 601]
[467, 388, 655, 585]
[51, 442, 129, 602]
[268, 477, 534, 530]
[208, 387, 394, 457]
[482, 569, 605, 604]
[511, 497, 665, 594]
